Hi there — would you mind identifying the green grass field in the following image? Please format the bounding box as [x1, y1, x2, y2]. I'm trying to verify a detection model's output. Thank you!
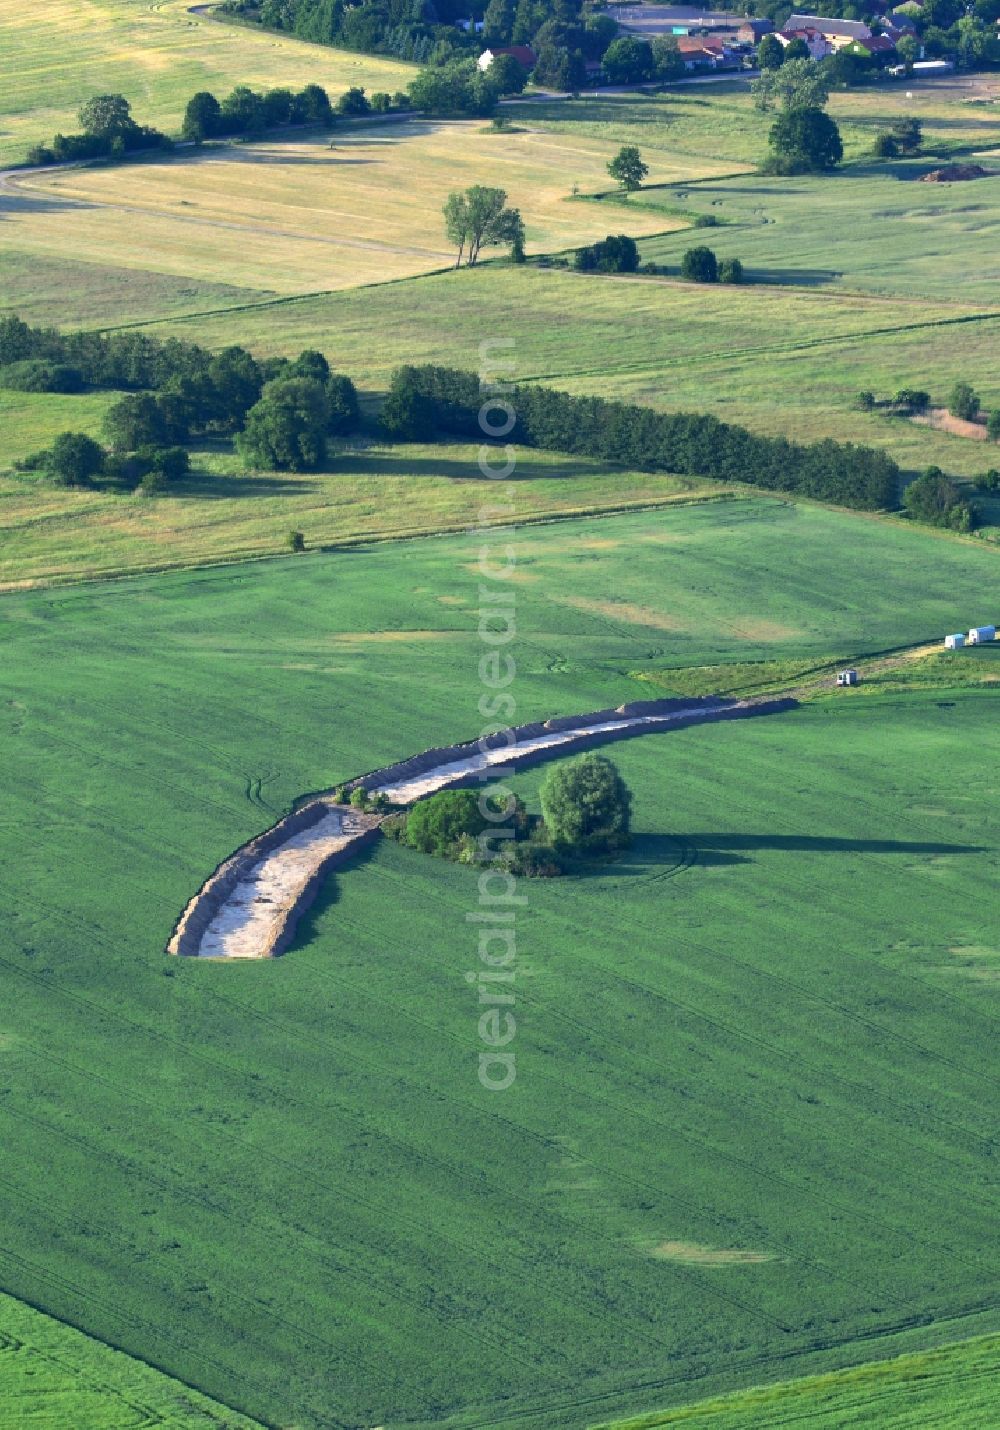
[0, 1289, 261, 1427]
[0, 0, 414, 167]
[1, 502, 998, 1427]
[602, 1331, 1000, 1428]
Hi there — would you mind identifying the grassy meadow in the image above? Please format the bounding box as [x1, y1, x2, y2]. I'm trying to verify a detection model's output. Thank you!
[0, 0, 414, 167]
[3, 120, 694, 295]
[603, 1331, 1000, 1428]
[0, 503, 997, 1426]
[136, 265, 1000, 488]
[0, 425, 721, 589]
[0, 1289, 260, 1428]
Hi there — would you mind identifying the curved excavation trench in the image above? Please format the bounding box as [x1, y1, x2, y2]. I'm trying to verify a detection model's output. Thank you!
[167, 695, 796, 959]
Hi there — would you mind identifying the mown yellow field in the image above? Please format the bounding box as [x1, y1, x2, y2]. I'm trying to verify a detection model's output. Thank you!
[2, 120, 702, 292]
[0, 0, 414, 166]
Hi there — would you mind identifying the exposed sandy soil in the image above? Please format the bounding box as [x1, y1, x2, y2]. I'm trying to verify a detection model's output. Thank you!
[912, 408, 990, 442]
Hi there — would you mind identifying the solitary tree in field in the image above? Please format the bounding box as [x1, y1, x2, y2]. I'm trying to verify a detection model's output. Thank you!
[681, 245, 718, 283]
[753, 57, 831, 115]
[540, 753, 631, 851]
[767, 107, 843, 175]
[607, 145, 648, 197]
[442, 186, 523, 266]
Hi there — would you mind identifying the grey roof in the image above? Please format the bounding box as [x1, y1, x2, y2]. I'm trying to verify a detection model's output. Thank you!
[786, 13, 872, 37]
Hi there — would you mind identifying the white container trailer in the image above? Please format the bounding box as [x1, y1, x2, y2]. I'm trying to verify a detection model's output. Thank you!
[967, 625, 996, 645]
[944, 633, 965, 650]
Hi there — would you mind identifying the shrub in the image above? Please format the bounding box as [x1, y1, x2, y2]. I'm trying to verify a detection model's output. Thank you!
[903, 466, 975, 531]
[988, 410, 1000, 442]
[46, 432, 106, 487]
[539, 753, 631, 851]
[893, 389, 931, 414]
[370, 91, 391, 113]
[350, 786, 370, 809]
[949, 382, 981, 423]
[718, 257, 744, 285]
[574, 234, 640, 274]
[288, 529, 306, 552]
[139, 470, 165, 496]
[873, 132, 899, 158]
[680, 246, 718, 283]
[406, 788, 487, 854]
[0, 360, 83, 393]
[855, 390, 876, 411]
[380, 382, 436, 441]
[973, 468, 1000, 491]
[693, 214, 718, 228]
[337, 86, 371, 116]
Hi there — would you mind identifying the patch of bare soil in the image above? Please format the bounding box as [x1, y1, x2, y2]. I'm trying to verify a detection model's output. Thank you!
[911, 408, 988, 441]
[651, 1240, 773, 1266]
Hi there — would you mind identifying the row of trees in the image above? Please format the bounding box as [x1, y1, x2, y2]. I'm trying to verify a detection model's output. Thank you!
[382, 365, 902, 510]
[25, 78, 391, 165]
[1, 316, 360, 482]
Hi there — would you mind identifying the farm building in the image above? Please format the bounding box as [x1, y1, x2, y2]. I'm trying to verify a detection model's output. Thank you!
[738, 18, 774, 42]
[944, 633, 965, 650]
[785, 13, 873, 47]
[968, 625, 996, 644]
[836, 669, 860, 686]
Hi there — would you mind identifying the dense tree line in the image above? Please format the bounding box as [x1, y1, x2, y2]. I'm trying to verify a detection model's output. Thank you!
[2, 316, 359, 484]
[222, 0, 620, 73]
[384, 364, 901, 510]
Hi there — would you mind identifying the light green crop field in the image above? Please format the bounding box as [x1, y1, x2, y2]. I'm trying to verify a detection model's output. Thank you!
[0, 502, 998, 1427]
[0, 1289, 261, 1428]
[0, 0, 414, 167]
[514, 73, 1000, 169]
[602, 1331, 1000, 1428]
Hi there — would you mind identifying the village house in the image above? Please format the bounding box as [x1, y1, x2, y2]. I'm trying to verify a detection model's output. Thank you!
[738, 18, 774, 44]
[778, 26, 833, 59]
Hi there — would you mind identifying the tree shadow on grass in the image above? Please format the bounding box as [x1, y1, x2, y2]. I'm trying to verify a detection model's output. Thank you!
[169, 472, 320, 499]
[583, 829, 985, 880]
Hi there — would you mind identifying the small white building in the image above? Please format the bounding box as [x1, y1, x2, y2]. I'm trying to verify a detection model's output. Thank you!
[944, 633, 965, 650]
[967, 625, 996, 645]
[836, 669, 859, 686]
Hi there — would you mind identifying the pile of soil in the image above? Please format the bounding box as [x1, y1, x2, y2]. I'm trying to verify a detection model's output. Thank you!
[920, 163, 989, 182]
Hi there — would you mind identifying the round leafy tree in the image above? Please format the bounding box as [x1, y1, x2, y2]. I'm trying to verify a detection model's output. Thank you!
[540, 753, 631, 851]
[767, 107, 843, 174]
[680, 245, 718, 283]
[236, 377, 329, 472]
[406, 789, 488, 854]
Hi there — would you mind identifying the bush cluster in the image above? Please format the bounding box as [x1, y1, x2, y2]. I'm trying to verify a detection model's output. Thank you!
[384, 364, 901, 511]
[27, 94, 169, 166]
[573, 234, 639, 274]
[680, 247, 744, 284]
[903, 466, 976, 532]
[2, 315, 359, 484]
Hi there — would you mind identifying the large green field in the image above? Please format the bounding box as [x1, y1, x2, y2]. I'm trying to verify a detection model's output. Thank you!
[604, 1331, 1000, 1428]
[1, 501, 998, 1427]
[0, 1289, 260, 1428]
